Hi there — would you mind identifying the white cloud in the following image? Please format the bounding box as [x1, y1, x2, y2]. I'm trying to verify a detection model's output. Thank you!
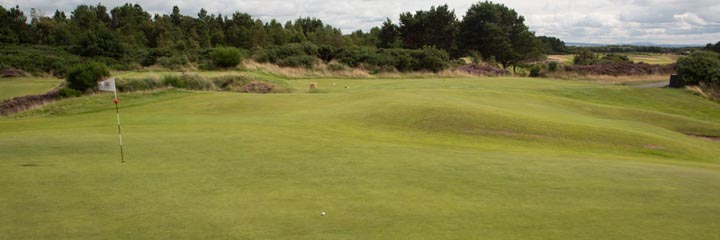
[2, 0, 719, 45]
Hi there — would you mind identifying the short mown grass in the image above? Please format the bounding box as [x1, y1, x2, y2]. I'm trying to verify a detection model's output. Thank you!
[1, 77, 719, 239]
[0, 77, 63, 100]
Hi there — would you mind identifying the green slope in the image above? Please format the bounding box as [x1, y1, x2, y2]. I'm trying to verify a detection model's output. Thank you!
[0, 77, 63, 100]
[1, 77, 719, 239]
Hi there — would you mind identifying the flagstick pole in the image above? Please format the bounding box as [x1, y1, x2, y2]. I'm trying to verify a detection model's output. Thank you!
[113, 87, 125, 163]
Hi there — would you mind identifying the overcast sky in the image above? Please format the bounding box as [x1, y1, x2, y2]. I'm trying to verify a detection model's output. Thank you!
[2, 0, 719, 45]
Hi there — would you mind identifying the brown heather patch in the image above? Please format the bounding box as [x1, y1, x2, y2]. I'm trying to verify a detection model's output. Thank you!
[1, 90, 60, 116]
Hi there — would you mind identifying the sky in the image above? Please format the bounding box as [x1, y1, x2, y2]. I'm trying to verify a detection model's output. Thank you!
[2, 0, 719, 45]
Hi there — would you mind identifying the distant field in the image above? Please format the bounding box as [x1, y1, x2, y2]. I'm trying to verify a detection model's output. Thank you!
[0, 77, 62, 100]
[628, 54, 680, 64]
[547, 54, 680, 65]
[547, 54, 574, 64]
[2, 76, 720, 239]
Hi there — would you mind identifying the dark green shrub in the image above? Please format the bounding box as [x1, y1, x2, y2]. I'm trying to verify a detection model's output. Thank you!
[0, 45, 83, 77]
[600, 53, 632, 64]
[57, 88, 82, 98]
[279, 55, 318, 69]
[66, 62, 110, 91]
[336, 46, 374, 67]
[328, 62, 346, 71]
[317, 45, 338, 62]
[142, 48, 172, 67]
[529, 65, 541, 77]
[157, 54, 189, 69]
[573, 48, 598, 65]
[210, 47, 246, 68]
[469, 50, 482, 64]
[413, 46, 450, 72]
[254, 43, 319, 65]
[548, 62, 558, 72]
[367, 51, 398, 69]
[383, 49, 417, 72]
[677, 50, 720, 85]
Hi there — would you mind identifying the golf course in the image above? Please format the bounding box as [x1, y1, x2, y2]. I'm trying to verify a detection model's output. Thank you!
[1, 75, 719, 239]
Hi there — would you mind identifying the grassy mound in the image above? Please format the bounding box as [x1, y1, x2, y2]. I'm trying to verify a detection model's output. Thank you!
[1, 77, 719, 239]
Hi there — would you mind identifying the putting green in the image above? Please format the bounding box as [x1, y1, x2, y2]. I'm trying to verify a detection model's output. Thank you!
[1, 77, 719, 239]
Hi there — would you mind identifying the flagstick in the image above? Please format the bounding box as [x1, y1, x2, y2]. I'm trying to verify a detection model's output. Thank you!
[113, 87, 125, 163]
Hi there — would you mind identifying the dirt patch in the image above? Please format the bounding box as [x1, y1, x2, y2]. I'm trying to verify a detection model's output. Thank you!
[687, 134, 720, 142]
[239, 81, 277, 94]
[456, 64, 509, 76]
[643, 144, 666, 150]
[0, 68, 30, 78]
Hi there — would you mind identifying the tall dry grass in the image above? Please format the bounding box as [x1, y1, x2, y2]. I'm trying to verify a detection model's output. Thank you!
[242, 60, 477, 79]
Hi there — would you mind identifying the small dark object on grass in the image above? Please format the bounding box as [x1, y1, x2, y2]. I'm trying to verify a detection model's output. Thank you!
[669, 74, 685, 88]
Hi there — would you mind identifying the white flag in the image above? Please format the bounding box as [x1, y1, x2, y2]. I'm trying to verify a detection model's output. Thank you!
[98, 78, 116, 92]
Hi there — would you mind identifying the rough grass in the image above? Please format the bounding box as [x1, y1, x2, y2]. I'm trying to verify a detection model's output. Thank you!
[1, 77, 719, 239]
[0, 77, 63, 100]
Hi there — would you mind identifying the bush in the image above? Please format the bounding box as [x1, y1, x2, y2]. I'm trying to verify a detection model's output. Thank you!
[529, 65, 541, 77]
[676, 50, 720, 85]
[66, 62, 110, 91]
[548, 62, 558, 72]
[210, 47, 246, 68]
[0, 45, 83, 77]
[254, 43, 319, 64]
[413, 46, 450, 73]
[336, 46, 374, 67]
[317, 45, 338, 62]
[573, 48, 598, 65]
[469, 50, 482, 64]
[57, 88, 82, 98]
[600, 53, 632, 64]
[382, 49, 417, 72]
[327, 62, 346, 71]
[157, 54, 189, 69]
[278, 55, 318, 69]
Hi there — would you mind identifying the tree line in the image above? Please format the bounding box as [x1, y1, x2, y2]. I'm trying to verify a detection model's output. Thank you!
[0, 2, 566, 73]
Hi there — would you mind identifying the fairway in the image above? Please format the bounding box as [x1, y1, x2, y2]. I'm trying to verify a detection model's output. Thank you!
[1, 77, 720, 239]
[0, 77, 62, 100]
[628, 54, 680, 65]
